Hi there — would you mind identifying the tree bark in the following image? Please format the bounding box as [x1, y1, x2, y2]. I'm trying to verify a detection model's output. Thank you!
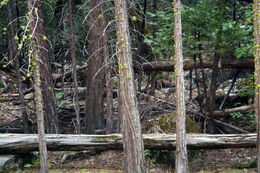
[28, 1, 48, 172]
[174, 0, 188, 172]
[29, 0, 59, 134]
[0, 133, 257, 154]
[114, 0, 146, 172]
[253, 0, 260, 171]
[69, 0, 81, 134]
[84, 0, 107, 134]
[7, 0, 30, 133]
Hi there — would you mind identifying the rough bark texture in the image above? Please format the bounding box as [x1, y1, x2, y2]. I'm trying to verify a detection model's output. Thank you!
[28, 1, 48, 172]
[253, 0, 260, 171]
[69, 0, 81, 134]
[84, 0, 107, 134]
[0, 133, 257, 154]
[174, 0, 188, 172]
[30, 0, 59, 134]
[7, 0, 30, 133]
[114, 0, 146, 172]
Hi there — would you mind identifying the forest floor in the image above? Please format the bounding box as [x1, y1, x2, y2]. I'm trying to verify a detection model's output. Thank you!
[0, 78, 257, 172]
[21, 148, 257, 172]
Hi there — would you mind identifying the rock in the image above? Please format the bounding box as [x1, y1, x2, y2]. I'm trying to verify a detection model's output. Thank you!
[0, 153, 36, 172]
[0, 155, 20, 172]
[143, 113, 201, 169]
[143, 113, 201, 134]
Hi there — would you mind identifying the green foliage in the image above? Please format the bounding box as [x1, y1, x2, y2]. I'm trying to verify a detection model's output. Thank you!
[230, 159, 257, 169]
[238, 75, 255, 97]
[230, 112, 244, 119]
[24, 157, 40, 168]
[144, 149, 152, 158]
[231, 111, 256, 127]
[55, 92, 72, 106]
[56, 99, 72, 107]
[145, 0, 253, 60]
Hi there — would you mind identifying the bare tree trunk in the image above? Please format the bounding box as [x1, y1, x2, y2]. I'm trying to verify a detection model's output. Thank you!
[189, 70, 192, 100]
[84, 0, 107, 134]
[28, 1, 48, 172]
[174, 0, 188, 172]
[28, 0, 59, 134]
[68, 0, 81, 134]
[253, 0, 260, 171]
[114, 0, 146, 172]
[105, 56, 113, 133]
[7, 0, 30, 133]
[206, 0, 226, 134]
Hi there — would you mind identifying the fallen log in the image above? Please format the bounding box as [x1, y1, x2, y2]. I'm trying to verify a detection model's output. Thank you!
[0, 133, 256, 154]
[53, 65, 87, 83]
[135, 58, 254, 72]
[212, 105, 254, 117]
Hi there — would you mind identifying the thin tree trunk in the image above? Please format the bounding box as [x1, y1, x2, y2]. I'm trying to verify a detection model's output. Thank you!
[150, 0, 157, 96]
[189, 70, 192, 100]
[206, 0, 226, 134]
[197, 34, 208, 104]
[174, 0, 188, 172]
[28, 1, 48, 172]
[253, 0, 260, 171]
[219, 70, 239, 110]
[69, 0, 81, 134]
[114, 0, 146, 172]
[28, 0, 59, 134]
[84, 0, 107, 134]
[8, 0, 30, 133]
[193, 55, 203, 112]
[105, 55, 113, 133]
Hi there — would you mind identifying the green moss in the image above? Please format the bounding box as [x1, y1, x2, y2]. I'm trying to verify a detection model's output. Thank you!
[143, 113, 201, 133]
[230, 159, 257, 169]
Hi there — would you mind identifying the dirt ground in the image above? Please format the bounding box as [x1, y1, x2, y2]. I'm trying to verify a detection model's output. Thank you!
[21, 148, 257, 173]
[0, 78, 258, 173]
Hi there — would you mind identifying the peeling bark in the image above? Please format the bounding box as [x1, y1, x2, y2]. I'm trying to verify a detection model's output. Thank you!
[0, 133, 257, 154]
[114, 0, 146, 172]
[174, 0, 188, 172]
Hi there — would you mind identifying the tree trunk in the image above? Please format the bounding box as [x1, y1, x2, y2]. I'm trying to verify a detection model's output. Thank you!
[7, 0, 30, 133]
[253, 0, 260, 171]
[84, 0, 107, 134]
[114, 0, 146, 172]
[206, 0, 226, 134]
[69, 0, 81, 134]
[105, 55, 113, 133]
[28, 0, 59, 134]
[0, 133, 257, 154]
[174, 0, 188, 172]
[28, 1, 48, 172]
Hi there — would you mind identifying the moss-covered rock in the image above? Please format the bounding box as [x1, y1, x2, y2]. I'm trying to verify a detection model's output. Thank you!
[143, 113, 201, 169]
[143, 113, 201, 134]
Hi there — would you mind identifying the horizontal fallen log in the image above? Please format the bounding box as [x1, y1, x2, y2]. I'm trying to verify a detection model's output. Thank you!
[53, 65, 87, 83]
[212, 105, 254, 117]
[0, 128, 24, 133]
[135, 58, 254, 72]
[0, 133, 256, 154]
